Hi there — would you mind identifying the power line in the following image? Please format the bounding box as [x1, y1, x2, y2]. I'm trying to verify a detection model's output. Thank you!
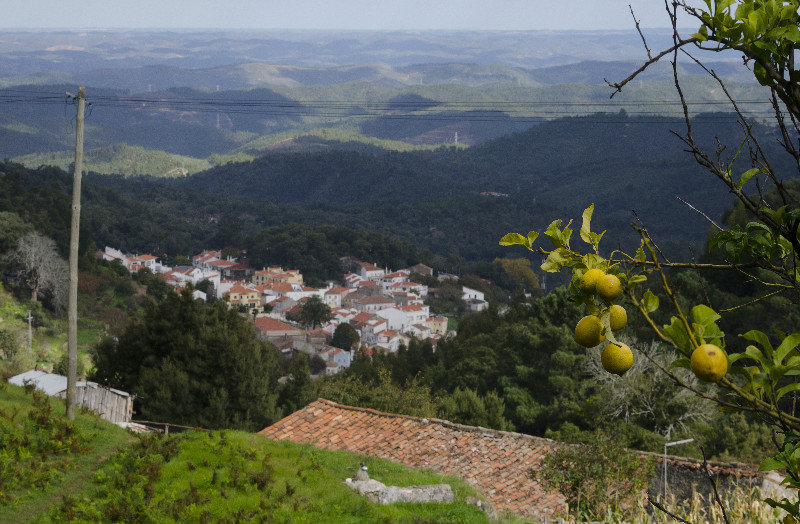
[0, 91, 781, 125]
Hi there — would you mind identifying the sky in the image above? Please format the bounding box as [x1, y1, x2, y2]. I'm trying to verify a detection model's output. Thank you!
[4, 1, 695, 31]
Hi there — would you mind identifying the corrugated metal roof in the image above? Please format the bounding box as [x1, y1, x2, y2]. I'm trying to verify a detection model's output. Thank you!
[7, 370, 100, 396]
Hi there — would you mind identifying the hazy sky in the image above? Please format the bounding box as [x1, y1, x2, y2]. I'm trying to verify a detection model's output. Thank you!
[6, 1, 694, 30]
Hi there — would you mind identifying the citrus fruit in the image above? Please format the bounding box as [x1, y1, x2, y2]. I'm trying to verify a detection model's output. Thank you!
[601, 343, 633, 375]
[690, 344, 727, 382]
[596, 274, 621, 302]
[579, 268, 605, 293]
[609, 304, 627, 331]
[574, 315, 605, 348]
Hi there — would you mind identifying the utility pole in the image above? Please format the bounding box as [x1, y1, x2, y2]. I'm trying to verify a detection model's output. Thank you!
[66, 86, 85, 421]
[663, 438, 694, 500]
[26, 310, 32, 349]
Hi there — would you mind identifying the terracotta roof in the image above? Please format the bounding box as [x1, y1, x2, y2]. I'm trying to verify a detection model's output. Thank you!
[359, 262, 382, 271]
[254, 317, 300, 333]
[399, 305, 424, 312]
[351, 312, 375, 324]
[325, 286, 351, 295]
[259, 399, 567, 519]
[209, 260, 236, 268]
[137, 254, 158, 261]
[226, 283, 256, 295]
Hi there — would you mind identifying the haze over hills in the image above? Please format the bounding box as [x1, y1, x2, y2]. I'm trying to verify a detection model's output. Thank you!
[1, 27, 776, 265]
[0, 29, 742, 76]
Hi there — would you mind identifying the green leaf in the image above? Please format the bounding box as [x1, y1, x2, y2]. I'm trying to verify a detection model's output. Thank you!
[742, 344, 769, 367]
[544, 220, 565, 248]
[753, 61, 771, 86]
[738, 167, 762, 188]
[499, 232, 529, 248]
[774, 333, 800, 364]
[760, 457, 786, 472]
[541, 248, 571, 273]
[691, 304, 721, 326]
[642, 290, 659, 313]
[634, 245, 646, 263]
[527, 231, 539, 246]
[742, 330, 774, 359]
[580, 204, 594, 244]
[776, 382, 800, 402]
[582, 253, 605, 270]
[663, 317, 692, 354]
[628, 275, 647, 285]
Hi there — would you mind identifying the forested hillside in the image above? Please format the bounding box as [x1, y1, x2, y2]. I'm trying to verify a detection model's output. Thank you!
[6, 111, 788, 266]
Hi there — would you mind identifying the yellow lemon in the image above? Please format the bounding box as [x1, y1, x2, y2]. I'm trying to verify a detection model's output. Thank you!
[601, 343, 633, 375]
[574, 315, 605, 348]
[596, 274, 621, 302]
[609, 304, 627, 331]
[690, 344, 728, 382]
[579, 268, 605, 293]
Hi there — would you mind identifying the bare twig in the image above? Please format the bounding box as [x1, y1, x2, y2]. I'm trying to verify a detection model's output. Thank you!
[605, 38, 698, 98]
[718, 288, 785, 312]
[676, 196, 724, 231]
[629, 5, 652, 59]
[700, 446, 730, 524]
[649, 496, 692, 523]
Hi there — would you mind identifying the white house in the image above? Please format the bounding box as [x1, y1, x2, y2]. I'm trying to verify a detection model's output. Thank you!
[323, 286, 352, 308]
[354, 295, 396, 314]
[374, 330, 401, 353]
[462, 286, 489, 312]
[376, 304, 430, 332]
[381, 270, 410, 290]
[358, 262, 385, 281]
[389, 281, 428, 297]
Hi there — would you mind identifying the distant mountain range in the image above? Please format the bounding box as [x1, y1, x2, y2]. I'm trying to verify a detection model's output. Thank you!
[0, 29, 742, 76]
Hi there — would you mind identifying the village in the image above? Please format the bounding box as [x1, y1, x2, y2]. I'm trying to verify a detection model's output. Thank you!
[99, 246, 489, 376]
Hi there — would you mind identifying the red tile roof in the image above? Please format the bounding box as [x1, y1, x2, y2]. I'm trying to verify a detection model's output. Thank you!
[351, 312, 375, 324]
[272, 282, 294, 293]
[209, 260, 236, 268]
[359, 262, 382, 271]
[254, 317, 300, 333]
[399, 305, 423, 312]
[138, 254, 158, 261]
[259, 399, 568, 519]
[226, 283, 256, 295]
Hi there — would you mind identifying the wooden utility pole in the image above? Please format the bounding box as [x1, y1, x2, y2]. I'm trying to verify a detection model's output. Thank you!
[66, 86, 85, 420]
[26, 310, 32, 349]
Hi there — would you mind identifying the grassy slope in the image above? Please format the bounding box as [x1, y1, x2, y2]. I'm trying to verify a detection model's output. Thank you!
[0, 385, 517, 523]
[0, 384, 133, 523]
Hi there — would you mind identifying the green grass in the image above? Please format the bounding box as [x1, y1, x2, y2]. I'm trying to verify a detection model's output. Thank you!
[0, 385, 510, 522]
[44, 430, 495, 523]
[0, 384, 133, 522]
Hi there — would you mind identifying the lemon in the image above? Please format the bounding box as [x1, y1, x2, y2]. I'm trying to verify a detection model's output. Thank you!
[601, 343, 633, 375]
[609, 304, 627, 331]
[579, 268, 605, 293]
[596, 274, 622, 302]
[574, 315, 605, 348]
[690, 344, 728, 382]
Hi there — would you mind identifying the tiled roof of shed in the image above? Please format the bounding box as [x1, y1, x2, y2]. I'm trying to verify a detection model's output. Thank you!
[258, 398, 567, 519]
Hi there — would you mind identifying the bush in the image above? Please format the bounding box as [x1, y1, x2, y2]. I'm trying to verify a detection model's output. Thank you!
[534, 428, 652, 519]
